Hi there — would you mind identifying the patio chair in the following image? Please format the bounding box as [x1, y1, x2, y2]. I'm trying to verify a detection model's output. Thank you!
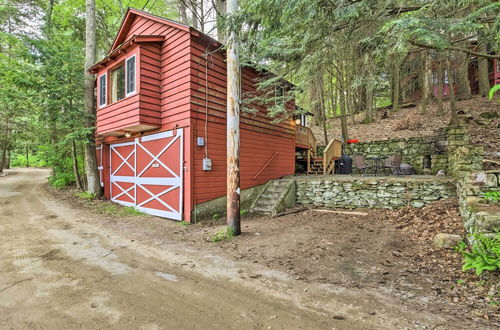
[385, 154, 402, 175]
[353, 155, 372, 176]
[383, 155, 395, 175]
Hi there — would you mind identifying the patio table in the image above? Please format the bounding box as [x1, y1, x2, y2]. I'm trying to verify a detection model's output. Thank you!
[366, 156, 387, 176]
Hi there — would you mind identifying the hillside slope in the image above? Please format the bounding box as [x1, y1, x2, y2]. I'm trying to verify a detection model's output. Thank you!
[311, 96, 500, 162]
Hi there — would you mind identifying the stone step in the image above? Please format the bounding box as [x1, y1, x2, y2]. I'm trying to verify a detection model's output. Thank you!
[255, 200, 276, 208]
[253, 207, 271, 213]
[262, 191, 281, 198]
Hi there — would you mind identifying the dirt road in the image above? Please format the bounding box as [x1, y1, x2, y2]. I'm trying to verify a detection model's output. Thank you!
[0, 169, 481, 329]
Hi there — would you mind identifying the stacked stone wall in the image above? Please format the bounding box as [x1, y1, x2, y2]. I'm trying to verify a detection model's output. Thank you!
[344, 136, 447, 175]
[457, 171, 500, 236]
[295, 176, 456, 209]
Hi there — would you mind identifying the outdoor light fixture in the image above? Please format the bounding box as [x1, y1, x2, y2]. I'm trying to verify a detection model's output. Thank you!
[295, 118, 301, 125]
[124, 132, 132, 138]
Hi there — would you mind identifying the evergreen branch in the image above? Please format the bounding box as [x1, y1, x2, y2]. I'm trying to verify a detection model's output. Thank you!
[411, 41, 500, 59]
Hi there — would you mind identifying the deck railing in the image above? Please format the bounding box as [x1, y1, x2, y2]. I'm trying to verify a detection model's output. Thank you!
[295, 125, 316, 152]
[322, 139, 342, 174]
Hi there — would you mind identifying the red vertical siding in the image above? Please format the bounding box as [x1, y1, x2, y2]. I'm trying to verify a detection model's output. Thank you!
[189, 35, 295, 205]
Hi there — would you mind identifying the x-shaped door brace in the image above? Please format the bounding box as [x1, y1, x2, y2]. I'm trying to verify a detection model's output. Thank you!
[136, 184, 177, 213]
[112, 181, 135, 202]
[136, 134, 180, 179]
[111, 146, 135, 176]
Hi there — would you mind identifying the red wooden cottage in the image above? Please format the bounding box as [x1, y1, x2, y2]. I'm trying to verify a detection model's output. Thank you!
[90, 8, 309, 222]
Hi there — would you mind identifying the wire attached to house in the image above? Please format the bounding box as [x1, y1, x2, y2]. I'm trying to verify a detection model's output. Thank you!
[203, 52, 214, 159]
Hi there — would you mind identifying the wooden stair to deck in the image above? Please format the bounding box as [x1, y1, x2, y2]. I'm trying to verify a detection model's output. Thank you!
[295, 124, 342, 175]
[308, 157, 324, 174]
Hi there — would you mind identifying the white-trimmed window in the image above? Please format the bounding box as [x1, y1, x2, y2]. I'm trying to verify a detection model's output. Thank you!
[110, 54, 137, 103]
[99, 74, 107, 107]
[126, 55, 136, 95]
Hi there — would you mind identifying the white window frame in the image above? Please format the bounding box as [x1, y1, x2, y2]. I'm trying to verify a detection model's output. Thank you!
[98, 73, 107, 108]
[125, 54, 137, 97]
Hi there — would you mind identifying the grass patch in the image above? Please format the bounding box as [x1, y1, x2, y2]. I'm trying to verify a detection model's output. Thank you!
[210, 227, 235, 243]
[75, 191, 96, 200]
[97, 203, 143, 217]
[178, 220, 190, 227]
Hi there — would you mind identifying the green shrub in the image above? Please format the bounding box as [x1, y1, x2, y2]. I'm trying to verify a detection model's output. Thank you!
[49, 172, 75, 188]
[10, 153, 48, 168]
[456, 233, 500, 276]
[483, 191, 500, 203]
[212, 213, 221, 220]
[210, 227, 235, 243]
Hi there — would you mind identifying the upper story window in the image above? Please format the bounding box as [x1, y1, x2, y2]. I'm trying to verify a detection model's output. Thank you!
[99, 74, 106, 107]
[108, 54, 137, 104]
[126, 55, 136, 95]
[111, 64, 126, 102]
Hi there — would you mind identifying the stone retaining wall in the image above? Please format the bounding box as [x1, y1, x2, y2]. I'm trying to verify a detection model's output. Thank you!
[344, 136, 448, 175]
[457, 171, 500, 236]
[343, 124, 483, 176]
[295, 175, 456, 209]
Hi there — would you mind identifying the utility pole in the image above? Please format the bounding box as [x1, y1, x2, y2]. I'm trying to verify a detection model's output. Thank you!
[226, 0, 241, 235]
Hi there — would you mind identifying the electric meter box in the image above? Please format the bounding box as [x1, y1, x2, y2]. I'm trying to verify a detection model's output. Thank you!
[202, 157, 212, 171]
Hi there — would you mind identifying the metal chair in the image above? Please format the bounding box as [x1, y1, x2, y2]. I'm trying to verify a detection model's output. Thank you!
[353, 155, 372, 176]
[385, 154, 402, 175]
[383, 155, 395, 175]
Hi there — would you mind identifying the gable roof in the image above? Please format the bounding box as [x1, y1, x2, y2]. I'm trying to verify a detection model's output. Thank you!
[89, 35, 164, 74]
[110, 8, 221, 52]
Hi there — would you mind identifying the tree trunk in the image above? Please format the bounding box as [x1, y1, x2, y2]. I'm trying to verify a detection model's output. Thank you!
[25, 145, 29, 167]
[436, 53, 444, 114]
[338, 67, 348, 142]
[0, 116, 9, 174]
[191, 1, 200, 30]
[80, 143, 87, 190]
[45, 0, 55, 34]
[84, 0, 102, 197]
[5, 149, 10, 169]
[478, 42, 490, 97]
[393, 58, 401, 112]
[447, 57, 458, 126]
[420, 51, 431, 114]
[72, 139, 83, 189]
[350, 57, 356, 124]
[179, 0, 189, 24]
[214, 0, 226, 41]
[363, 54, 374, 123]
[455, 52, 472, 100]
